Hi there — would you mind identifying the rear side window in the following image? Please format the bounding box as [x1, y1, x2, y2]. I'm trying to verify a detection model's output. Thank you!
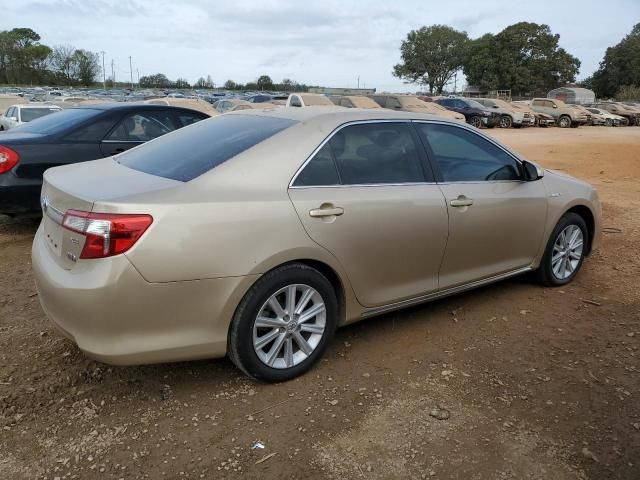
[327, 123, 424, 185]
[118, 114, 296, 181]
[293, 144, 340, 186]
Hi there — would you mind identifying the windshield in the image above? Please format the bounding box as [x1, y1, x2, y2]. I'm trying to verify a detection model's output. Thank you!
[119, 114, 297, 182]
[13, 108, 101, 134]
[20, 107, 61, 122]
[464, 99, 486, 110]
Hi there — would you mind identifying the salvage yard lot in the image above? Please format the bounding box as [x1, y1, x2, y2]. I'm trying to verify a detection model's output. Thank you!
[1, 127, 639, 479]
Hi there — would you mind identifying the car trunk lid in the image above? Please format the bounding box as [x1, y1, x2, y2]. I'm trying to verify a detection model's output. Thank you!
[41, 158, 180, 270]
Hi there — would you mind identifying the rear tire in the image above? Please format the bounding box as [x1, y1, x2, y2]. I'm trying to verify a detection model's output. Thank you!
[558, 115, 571, 128]
[228, 263, 338, 382]
[605, 119, 612, 127]
[536, 213, 588, 287]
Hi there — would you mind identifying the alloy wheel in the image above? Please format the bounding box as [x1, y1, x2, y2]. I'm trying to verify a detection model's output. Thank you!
[551, 225, 584, 280]
[252, 284, 326, 369]
[470, 116, 482, 128]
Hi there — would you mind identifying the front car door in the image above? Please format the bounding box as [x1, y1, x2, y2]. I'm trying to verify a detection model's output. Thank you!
[414, 121, 547, 289]
[288, 121, 449, 308]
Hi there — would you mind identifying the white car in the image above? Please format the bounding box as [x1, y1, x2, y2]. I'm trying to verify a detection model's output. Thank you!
[0, 104, 62, 131]
[286, 93, 337, 108]
[585, 107, 625, 127]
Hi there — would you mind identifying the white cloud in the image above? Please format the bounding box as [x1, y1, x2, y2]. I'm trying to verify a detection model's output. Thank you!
[2, 0, 638, 90]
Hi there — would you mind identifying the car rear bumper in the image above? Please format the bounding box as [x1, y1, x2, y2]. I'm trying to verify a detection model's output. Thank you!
[32, 224, 258, 365]
[0, 181, 42, 215]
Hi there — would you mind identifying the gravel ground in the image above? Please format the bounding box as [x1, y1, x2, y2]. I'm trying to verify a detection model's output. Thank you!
[1, 126, 639, 479]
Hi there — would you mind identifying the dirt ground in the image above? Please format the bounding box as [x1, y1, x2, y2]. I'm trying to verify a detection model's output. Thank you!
[1, 126, 639, 480]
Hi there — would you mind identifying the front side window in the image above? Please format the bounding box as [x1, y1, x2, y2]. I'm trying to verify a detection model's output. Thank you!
[106, 111, 174, 142]
[416, 123, 521, 182]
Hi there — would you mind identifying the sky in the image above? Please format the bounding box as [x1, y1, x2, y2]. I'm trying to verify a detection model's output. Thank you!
[2, 0, 638, 91]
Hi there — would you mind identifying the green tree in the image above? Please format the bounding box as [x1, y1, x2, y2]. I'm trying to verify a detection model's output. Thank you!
[0, 28, 51, 84]
[174, 78, 190, 89]
[223, 79, 237, 90]
[393, 25, 469, 94]
[591, 23, 640, 98]
[194, 76, 208, 88]
[463, 22, 580, 96]
[72, 49, 99, 86]
[616, 85, 640, 101]
[256, 75, 273, 90]
[139, 73, 171, 88]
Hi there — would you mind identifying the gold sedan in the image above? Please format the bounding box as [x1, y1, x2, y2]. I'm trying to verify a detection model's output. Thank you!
[32, 108, 602, 382]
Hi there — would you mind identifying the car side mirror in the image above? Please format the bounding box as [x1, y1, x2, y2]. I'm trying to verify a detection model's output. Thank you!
[552, 105, 558, 109]
[522, 160, 544, 181]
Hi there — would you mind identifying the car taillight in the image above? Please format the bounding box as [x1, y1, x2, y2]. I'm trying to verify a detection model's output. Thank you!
[62, 210, 153, 259]
[0, 145, 19, 174]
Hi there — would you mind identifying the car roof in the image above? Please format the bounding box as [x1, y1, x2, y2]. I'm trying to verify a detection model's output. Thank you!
[14, 103, 62, 109]
[70, 103, 198, 112]
[226, 106, 458, 126]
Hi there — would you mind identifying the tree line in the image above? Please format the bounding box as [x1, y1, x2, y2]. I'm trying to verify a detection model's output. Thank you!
[139, 73, 312, 92]
[0, 28, 100, 86]
[394, 22, 640, 99]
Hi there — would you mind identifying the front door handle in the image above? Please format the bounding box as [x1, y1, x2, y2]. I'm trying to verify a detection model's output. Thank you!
[309, 205, 344, 217]
[450, 195, 474, 207]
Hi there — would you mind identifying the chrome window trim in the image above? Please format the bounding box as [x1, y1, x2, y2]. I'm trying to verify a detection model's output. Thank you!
[288, 119, 428, 189]
[289, 118, 528, 189]
[101, 139, 145, 144]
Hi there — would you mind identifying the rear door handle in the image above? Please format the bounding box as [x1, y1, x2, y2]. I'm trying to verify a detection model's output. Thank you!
[450, 196, 474, 207]
[309, 206, 344, 217]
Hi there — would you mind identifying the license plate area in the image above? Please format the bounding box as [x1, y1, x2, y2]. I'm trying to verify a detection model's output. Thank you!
[43, 215, 63, 257]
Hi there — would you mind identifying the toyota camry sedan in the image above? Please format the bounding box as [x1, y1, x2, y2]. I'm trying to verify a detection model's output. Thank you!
[32, 108, 601, 382]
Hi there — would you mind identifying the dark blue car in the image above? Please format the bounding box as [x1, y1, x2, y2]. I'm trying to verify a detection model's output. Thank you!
[0, 103, 209, 215]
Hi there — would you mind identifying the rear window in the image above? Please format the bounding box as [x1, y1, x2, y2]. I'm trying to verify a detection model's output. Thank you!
[118, 114, 296, 181]
[13, 108, 100, 134]
[20, 107, 61, 122]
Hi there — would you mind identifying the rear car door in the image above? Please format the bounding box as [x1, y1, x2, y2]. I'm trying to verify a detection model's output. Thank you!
[415, 121, 547, 289]
[288, 121, 449, 307]
[99, 109, 177, 157]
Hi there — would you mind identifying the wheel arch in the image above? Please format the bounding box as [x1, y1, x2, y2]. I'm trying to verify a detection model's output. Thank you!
[565, 204, 595, 255]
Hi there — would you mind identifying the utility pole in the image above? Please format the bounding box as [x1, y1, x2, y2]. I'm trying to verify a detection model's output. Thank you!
[129, 56, 133, 90]
[100, 51, 106, 90]
[454, 71, 458, 94]
[136, 69, 140, 85]
[111, 59, 115, 84]
[357, 75, 360, 89]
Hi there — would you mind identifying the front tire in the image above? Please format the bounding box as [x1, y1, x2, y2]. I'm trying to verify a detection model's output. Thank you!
[558, 115, 571, 128]
[228, 263, 338, 382]
[469, 115, 482, 128]
[500, 115, 513, 128]
[536, 213, 588, 287]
